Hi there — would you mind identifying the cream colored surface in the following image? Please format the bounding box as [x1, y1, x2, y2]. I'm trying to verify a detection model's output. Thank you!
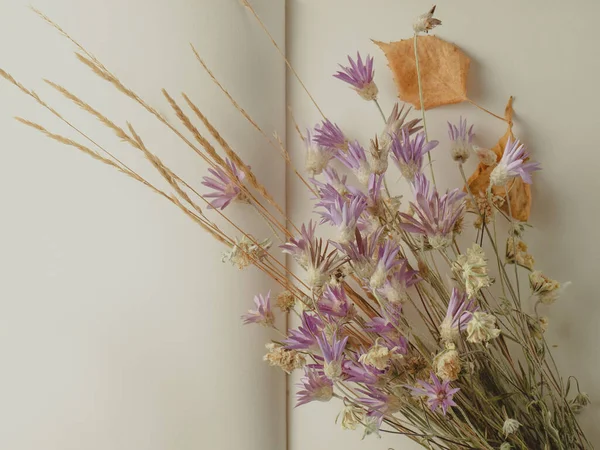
[287, 0, 599, 448]
[0, 1, 285, 449]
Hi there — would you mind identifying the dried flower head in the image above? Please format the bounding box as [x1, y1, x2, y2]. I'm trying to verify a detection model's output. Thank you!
[466, 311, 501, 344]
[242, 291, 275, 327]
[447, 117, 474, 163]
[474, 145, 498, 166]
[337, 405, 365, 430]
[379, 103, 422, 152]
[468, 192, 505, 229]
[334, 52, 378, 101]
[413, 5, 442, 34]
[296, 367, 334, 406]
[304, 129, 335, 176]
[264, 342, 306, 374]
[361, 413, 383, 439]
[276, 290, 296, 312]
[317, 331, 348, 381]
[453, 243, 491, 298]
[490, 137, 541, 186]
[367, 136, 389, 175]
[434, 344, 461, 381]
[502, 418, 521, 437]
[391, 129, 438, 182]
[358, 339, 398, 370]
[440, 288, 477, 343]
[202, 158, 248, 210]
[506, 238, 535, 270]
[500, 442, 512, 450]
[408, 372, 459, 415]
[222, 235, 271, 269]
[313, 119, 347, 151]
[529, 271, 567, 305]
[570, 392, 591, 414]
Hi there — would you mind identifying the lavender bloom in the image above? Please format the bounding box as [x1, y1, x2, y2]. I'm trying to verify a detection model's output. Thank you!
[408, 372, 460, 415]
[319, 285, 350, 318]
[334, 52, 378, 101]
[241, 291, 274, 327]
[281, 221, 317, 267]
[333, 228, 382, 279]
[369, 239, 402, 290]
[313, 119, 347, 151]
[317, 191, 367, 244]
[378, 259, 421, 303]
[440, 288, 478, 343]
[311, 167, 349, 197]
[490, 137, 541, 186]
[448, 117, 475, 163]
[285, 312, 323, 352]
[391, 129, 439, 181]
[411, 172, 433, 200]
[357, 385, 401, 416]
[400, 184, 466, 249]
[317, 331, 348, 380]
[380, 103, 423, 151]
[296, 367, 334, 407]
[304, 129, 336, 175]
[337, 140, 371, 185]
[343, 359, 383, 385]
[202, 158, 247, 210]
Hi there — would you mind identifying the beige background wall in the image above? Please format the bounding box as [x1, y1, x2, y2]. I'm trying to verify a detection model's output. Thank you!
[0, 1, 285, 449]
[286, 1, 600, 448]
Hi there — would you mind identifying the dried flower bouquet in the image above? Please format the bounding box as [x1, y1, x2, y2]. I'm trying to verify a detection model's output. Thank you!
[1, 4, 592, 450]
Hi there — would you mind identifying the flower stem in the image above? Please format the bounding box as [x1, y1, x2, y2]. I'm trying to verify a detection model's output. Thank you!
[373, 99, 387, 123]
[413, 33, 436, 187]
[505, 188, 521, 300]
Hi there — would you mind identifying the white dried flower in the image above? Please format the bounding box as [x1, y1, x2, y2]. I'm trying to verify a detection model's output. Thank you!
[506, 238, 535, 270]
[304, 131, 335, 176]
[453, 243, 492, 298]
[434, 344, 461, 381]
[276, 290, 296, 312]
[367, 137, 389, 175]
[428, 233, 453, 250]
[263, 343, 306, 374]
[502, 418, 521, 437]
[467, 311, 501, 344]
[413, 5, 442, 34]
[500, 443, 512, 450]
[474, 145, 498, 166]
[337, 405, 365, 430]
[361, 414, 381, 439]
[570, 392, 591, 414]
[529, 271, 569, 305]
[358, 340, 399, 370]
[222, 236, 271, 269]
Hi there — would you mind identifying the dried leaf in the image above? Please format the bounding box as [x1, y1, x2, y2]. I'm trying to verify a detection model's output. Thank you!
[374, 35, 470, 110]
[466, 97, 532, 221]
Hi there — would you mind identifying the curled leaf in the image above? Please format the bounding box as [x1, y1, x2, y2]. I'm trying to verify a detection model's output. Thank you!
[374, 35, 470, 110]
[466, 97, 532, 221]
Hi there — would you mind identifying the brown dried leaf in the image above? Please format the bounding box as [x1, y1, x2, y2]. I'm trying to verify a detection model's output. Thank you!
[466, 97, 532, 221]
[374, 35, 470, 110]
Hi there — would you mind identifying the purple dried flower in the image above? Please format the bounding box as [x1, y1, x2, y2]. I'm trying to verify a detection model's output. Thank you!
[334, 52, 378, 101]
[378, 259, 421, 303]
[380, 103, 423, 150]
[448, 117, 475, 163]
[304, 129, 336, 175]
[407, 372, 459, 415]
[202, 158, 247, 210]
[280, 221, 317, 266]
[311, 167, 349, 197]
[336, 140, 371, 185]
[333, 228, 382, 279]
[316, 191, 367, 244]
[440, 288, 478, 343]
[317, 331, 348, 380]
[490, 137, 541, 186]
[296, 367, 334, 407]
[313, 119, 347, 151]
[343, 358, 383, 385]
[391, 129, 438, 181]
[400, 183, 466, 249]
[369, 239, 402, 289]
[357, 385, 401, 416]
[241, 291, 274, 327]
[319, 285, 350, 318]
[285, 312, 323, 352]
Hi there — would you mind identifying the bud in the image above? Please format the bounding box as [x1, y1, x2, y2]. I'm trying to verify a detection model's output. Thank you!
[413, 5, 442, 34]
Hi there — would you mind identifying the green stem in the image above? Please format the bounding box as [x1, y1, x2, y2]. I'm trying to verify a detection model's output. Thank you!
[413, 33, 436, 187]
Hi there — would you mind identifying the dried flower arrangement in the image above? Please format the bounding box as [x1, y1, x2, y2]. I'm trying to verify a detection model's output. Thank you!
[1, 4, 592, 449]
